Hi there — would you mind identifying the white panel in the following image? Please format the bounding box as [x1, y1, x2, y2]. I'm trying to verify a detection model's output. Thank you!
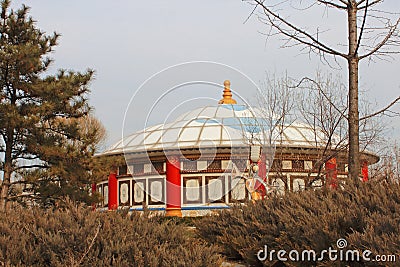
[311, 179, 323, 189]
[197, 160, 208, 171]
[143, 130, 162, 145]
[120, 183, 129, 204]
[292, 179, 305, 192]
[150, 181, 163, 202]
[231, 179, 246, 200]
[221, 160, 233, 170]
[283, 127, 305, 143]
[208, 179, 223, 201]
[103, 186, 109, 205]
[200, 126, 221, 142]
[304, 160, 313, 170]
[282, 160, 292, 170]
[161, 128, 181, 144]
[144, 163, 152, 173]
[186, 179, 200, 201]
[221, 127, 232, 142]
[272, 178, 285, 196]
[134, 182, 145, 203]
[179, 126, 201, 142]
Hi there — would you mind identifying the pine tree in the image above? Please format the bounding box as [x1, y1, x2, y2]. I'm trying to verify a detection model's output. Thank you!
[0, 0, 101, 209]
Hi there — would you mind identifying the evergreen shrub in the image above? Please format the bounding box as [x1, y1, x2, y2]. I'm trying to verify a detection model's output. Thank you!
[195, 181, 400, 266]
[0, 201, 221, 266]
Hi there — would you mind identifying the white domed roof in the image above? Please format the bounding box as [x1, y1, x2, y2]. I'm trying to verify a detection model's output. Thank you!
[102, 104, 330, 156]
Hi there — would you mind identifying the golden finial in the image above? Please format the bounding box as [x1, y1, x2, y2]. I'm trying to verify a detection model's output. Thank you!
[218, 80, 237, 104]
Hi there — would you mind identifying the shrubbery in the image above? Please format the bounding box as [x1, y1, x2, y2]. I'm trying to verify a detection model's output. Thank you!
[0, 201, 221, 267]
[1, 181, 399, 267]
[195, 181, 400, 266]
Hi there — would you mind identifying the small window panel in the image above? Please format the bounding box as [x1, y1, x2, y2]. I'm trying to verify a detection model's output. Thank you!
[206, 176, 225, 203]
[183, 177, 203, 204]
[292, 179, 305, 192]
[133, 179, 146, 205]
[119, 180, 130, 206]
[148, 178, 165, 205]
[229, 176, 248, 202]
[282, 160, 292, 170]
[304, 160, 313, 170]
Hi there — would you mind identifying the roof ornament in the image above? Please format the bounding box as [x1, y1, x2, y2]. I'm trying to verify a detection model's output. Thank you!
[218, 80, 237, 104]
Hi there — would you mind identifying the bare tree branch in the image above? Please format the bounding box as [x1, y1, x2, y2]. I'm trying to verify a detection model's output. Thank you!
[317, 0, 347, 10]
[355, 0, 368, 55]
[292, 77, 349, 120]
[357, 0, 384, 9]
[253, 0, 347, 57]
[360, 95, 400, 121]
[359, 17, 400, 60]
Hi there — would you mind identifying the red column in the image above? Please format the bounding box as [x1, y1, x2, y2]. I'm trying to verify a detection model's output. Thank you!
[166, 156, 182, 217]
[362, 161, 369, 182]
[108, 171, 118, 210]
[326, 158, 338, 189]
[257, 153, 267, 198]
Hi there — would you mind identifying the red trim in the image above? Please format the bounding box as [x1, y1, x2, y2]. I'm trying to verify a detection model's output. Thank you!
[108, 172, 118, 210]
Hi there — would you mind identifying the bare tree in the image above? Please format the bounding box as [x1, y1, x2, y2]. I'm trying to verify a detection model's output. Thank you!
[295, 73, 348, 186]
[370, 141, 400, 182]
[247, 0, 400, 180]
[294, 72, 386, 185]
[255, 74, 296, 190]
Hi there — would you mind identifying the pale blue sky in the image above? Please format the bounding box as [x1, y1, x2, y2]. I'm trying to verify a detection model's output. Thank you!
[11, 0, 400, 148]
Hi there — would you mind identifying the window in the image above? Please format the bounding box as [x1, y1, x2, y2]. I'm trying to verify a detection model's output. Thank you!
[148, 178, 165, 204]
[183, 177, 202, 204]
[271, 178, 285, 196]
[206, 176, 225, 203]
[292, 178, 305, 192]
[103, 185, 109, 206]
[229, 176, 248, 202]
[119, 180, 130, 206]
[133, 179, 146, 205]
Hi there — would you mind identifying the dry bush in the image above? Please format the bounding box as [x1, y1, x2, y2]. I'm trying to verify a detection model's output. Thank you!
[0, 201, 222, 267]
[195, 181, 400, 266]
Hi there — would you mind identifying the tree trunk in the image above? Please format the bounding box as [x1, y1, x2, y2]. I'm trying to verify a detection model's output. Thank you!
[0, 129, 13, 211]
[347, 1, 360, 180]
